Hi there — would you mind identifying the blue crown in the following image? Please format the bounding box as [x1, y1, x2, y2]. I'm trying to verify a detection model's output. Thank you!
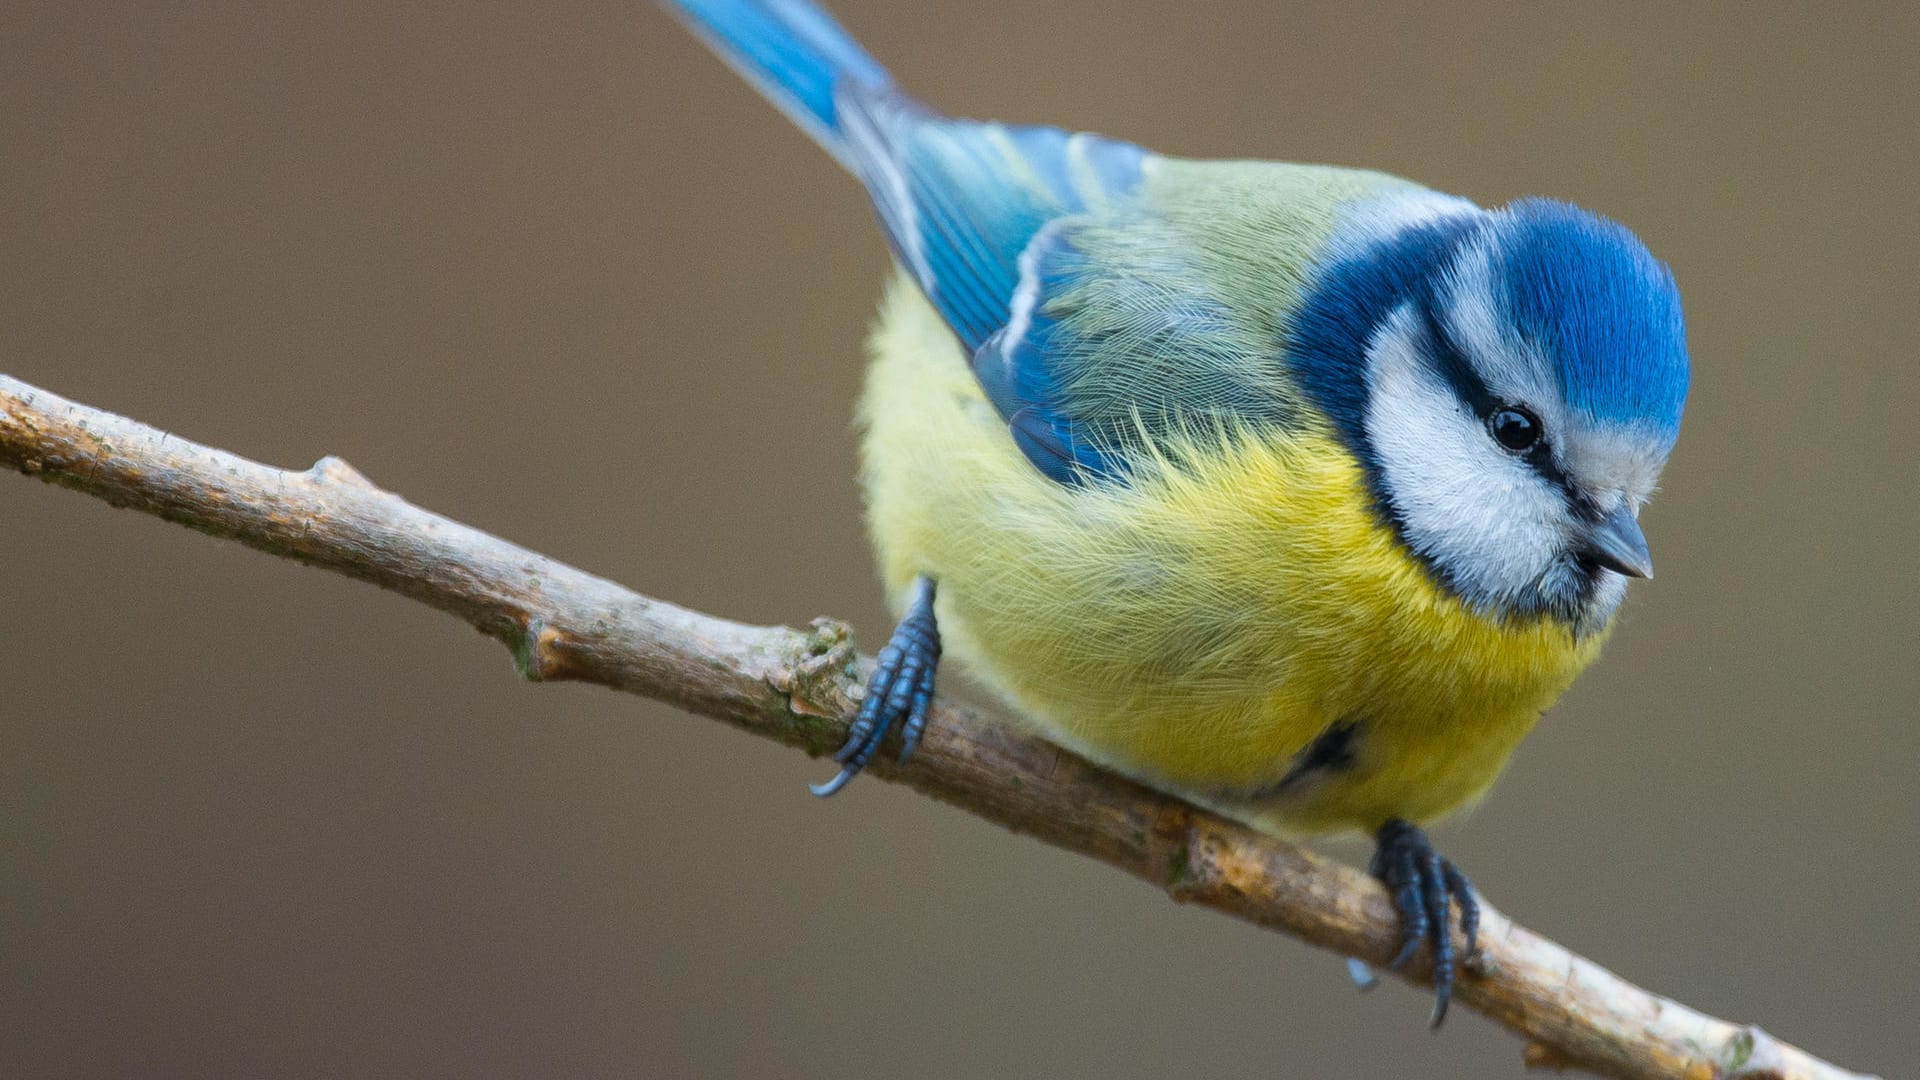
[1493, 199, 1690, 444]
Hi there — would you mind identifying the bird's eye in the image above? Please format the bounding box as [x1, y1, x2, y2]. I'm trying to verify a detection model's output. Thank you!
[1488, 407, 1542, 452]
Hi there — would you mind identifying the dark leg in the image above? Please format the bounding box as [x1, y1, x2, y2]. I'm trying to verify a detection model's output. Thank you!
[809, 575, 941, 797]
[1370, 818, 1481, 1027]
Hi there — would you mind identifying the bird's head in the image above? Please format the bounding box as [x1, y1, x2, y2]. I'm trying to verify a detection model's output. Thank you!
[1294, 196, 1690, 629]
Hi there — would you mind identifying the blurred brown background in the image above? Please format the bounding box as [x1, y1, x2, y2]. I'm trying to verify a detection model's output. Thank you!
[3, 2, 1915, 1077]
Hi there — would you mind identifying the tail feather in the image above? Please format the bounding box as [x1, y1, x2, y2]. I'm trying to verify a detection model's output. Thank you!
[663, 0, 892, 167]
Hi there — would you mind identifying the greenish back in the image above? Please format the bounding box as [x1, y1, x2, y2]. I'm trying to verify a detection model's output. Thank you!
[1041, 160, 1419, 457]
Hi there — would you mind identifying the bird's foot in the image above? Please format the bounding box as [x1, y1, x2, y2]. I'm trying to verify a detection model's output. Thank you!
[1370, 818, 1480, 1027]
[810, 575, 940, 797]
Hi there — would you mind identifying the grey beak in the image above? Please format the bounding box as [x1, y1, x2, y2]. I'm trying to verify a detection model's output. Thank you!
[1582, 505, 1654, 579]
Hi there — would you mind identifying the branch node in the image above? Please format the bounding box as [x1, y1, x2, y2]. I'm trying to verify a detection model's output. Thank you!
[1157, 806, 1203, 900]
[774, 617, 858, 720]
[511, 617, 576, 682]
[1724, 1026, 1791, 1080]
[308, 454, 377, 489]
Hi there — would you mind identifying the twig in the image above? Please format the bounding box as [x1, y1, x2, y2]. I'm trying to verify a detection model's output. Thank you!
[0, 372, 1876, 1080]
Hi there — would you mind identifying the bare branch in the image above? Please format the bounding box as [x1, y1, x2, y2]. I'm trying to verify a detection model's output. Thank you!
[0, 372, 1876, 1080]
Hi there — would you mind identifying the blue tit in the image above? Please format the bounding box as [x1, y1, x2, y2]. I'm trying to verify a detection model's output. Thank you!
[664, 0, 1688, 1022]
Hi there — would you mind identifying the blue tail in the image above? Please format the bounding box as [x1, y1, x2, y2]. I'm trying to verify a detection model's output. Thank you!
[663, 0, 893, 169]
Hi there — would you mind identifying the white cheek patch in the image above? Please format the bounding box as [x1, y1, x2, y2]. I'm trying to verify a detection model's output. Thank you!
[1363, 307, 1571, 611]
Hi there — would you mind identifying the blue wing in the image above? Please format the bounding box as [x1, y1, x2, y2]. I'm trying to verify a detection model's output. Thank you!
[667, 0, 1154, 483]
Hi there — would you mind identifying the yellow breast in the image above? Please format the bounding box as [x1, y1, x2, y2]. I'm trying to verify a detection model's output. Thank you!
[858, 274, 1606, 835]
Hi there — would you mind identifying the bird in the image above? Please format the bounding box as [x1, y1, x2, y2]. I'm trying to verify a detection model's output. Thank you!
[663, 0, 1688, 1025]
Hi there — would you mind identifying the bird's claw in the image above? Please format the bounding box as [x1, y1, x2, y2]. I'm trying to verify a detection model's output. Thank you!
[810, 576, 940, 797]
[1370, 818, 1480, 1027]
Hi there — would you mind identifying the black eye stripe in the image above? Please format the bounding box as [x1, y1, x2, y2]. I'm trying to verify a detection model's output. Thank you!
[1418, 300, 1586, 507]
[1419, 303, 1500, 418]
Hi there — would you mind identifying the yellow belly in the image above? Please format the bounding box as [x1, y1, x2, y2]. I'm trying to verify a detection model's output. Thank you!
[858, 274, 1607, 834]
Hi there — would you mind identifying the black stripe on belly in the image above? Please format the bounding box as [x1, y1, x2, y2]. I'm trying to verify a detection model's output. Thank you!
[1259, 720, 1361, 798]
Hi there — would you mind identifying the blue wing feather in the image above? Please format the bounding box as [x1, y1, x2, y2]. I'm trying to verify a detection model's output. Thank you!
[668, 0, 1151, 482]
[839, 93, 1146, 353]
